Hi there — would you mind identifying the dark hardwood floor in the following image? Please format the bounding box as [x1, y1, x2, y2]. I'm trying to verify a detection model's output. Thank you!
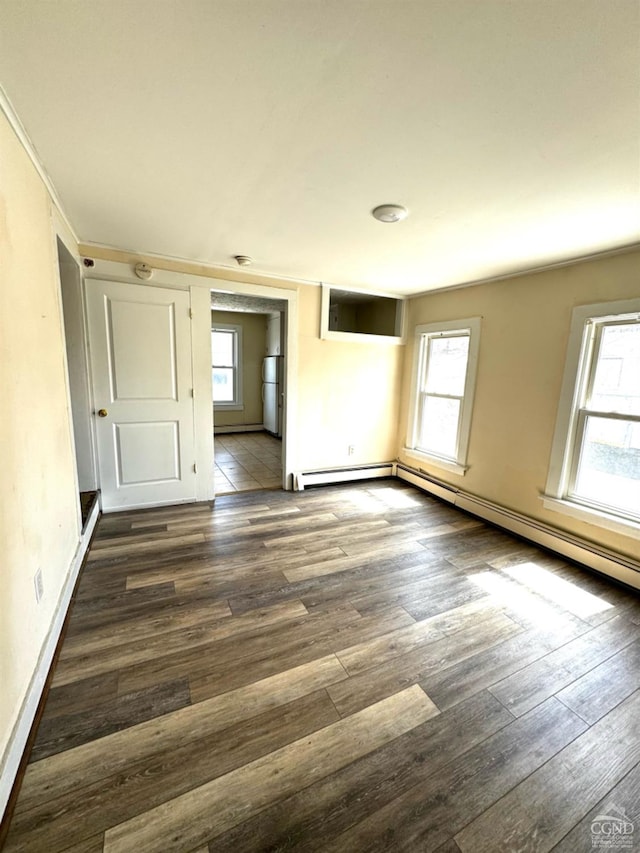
[5, 480, 640, 852]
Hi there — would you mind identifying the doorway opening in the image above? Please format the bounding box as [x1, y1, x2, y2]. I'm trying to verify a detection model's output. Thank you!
[210, 291, 287, 495]
[56, 238, 98, 529]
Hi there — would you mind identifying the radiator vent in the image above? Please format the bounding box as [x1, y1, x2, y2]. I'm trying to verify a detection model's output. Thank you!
[395, 461, 640, 590]
[293, 463, 396, 491]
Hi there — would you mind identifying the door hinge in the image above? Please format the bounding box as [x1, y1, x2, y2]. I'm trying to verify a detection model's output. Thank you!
[189, 308, 193, 319]
[193, 463, 197, 473]
[190, 387, 194, 397]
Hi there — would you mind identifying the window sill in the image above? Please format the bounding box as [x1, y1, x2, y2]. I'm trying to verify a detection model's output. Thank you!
[320, 329, 405, 346]
[541, 495, 640, 540]
[402, 448, 468, 476]
[213, 403, 243, 411]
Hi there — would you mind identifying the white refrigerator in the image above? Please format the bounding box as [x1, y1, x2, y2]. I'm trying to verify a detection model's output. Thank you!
[262, 356, 284, 436]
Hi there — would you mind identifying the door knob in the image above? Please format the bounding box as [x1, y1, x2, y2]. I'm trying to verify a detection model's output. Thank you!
[97, 409, 108, 418]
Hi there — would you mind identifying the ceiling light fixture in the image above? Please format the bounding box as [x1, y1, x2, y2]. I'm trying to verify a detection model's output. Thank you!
[371, 204, 408, 223]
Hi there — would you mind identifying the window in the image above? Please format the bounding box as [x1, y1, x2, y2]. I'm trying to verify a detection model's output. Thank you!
[545, 299, 640, 534]
[211, 324, 242, 408]
[406, 318, 481, 474]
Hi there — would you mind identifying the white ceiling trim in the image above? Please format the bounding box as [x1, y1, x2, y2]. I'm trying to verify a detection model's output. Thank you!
[408, 240, 640, 301]
[80, 241, 322, 290]
[81, 241, 408, 300]
[81, 238, 640, 304]
[0, 83, 78, 245]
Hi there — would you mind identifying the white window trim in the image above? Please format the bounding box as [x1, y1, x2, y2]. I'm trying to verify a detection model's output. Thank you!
[405, 317, 481, 476]
[212, 323, 243, 410]
[543, 297, 640, 539]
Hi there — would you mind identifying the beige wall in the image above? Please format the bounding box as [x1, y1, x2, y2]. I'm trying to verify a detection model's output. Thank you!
[80, 244, 405, 472]
[398, 249, 640, 561]
[212, 310, 267, 428]
[0, 111, 80, 782]
[297, 286, 403, 468]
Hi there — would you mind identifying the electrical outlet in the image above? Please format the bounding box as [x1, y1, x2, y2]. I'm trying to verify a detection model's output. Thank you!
[34, 568, 44, 603]
[348, 445, 355, 456]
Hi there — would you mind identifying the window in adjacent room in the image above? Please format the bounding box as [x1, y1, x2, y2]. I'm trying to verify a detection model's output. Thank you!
[211, 324, 242, 408]
[406, 317, 481, 474]
[545, 299, 640, 534]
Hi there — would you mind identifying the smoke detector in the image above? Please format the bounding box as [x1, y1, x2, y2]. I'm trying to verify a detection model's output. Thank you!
[134, 262, 153, 280]
[234, 255, 253, 266]
[371, 204, 408, 223]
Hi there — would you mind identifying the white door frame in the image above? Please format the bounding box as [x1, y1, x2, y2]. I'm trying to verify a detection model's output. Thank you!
[82, 258, 299, 500]
[50, 210, 97, 527]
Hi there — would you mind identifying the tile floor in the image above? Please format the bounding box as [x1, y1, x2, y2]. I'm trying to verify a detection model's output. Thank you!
[214, 432, 282, 494]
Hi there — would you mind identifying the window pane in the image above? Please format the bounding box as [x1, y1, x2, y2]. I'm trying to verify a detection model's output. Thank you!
[212, 330, 234, 366]
[425, 335, 469, 396]
[590, 323, 640, 415]
[417, 395, 461, 458]
[212, 367, 234, 402]
[573, 415, 640, 519]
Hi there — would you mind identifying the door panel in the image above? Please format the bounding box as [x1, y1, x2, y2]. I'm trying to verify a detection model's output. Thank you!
[108, 300, 178, 400]
[87, 279, 196, 510]
[115, 421, 181, 485]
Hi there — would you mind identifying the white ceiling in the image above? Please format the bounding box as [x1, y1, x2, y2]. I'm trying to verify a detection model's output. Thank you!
[1, 1, 639, 295]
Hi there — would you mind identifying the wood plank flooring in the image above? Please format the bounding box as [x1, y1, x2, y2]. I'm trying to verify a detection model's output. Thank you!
[5, 480, 640, 852]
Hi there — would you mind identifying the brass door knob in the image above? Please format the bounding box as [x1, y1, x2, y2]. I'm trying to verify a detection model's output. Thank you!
[97, 409, 108, 418]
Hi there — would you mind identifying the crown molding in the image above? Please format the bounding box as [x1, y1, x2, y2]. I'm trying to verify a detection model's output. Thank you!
[79, 240, 325, 289]
[0, 84, 78, 244]
[408, 240, 640, 300]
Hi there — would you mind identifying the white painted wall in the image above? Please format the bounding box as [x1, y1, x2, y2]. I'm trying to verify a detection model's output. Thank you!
[0, 109, 81, 816]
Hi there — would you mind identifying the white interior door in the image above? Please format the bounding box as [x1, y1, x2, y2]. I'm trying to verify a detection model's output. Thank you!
[86, 279, 197, 511]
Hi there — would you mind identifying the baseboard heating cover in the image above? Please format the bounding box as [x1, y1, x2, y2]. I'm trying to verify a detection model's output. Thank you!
[293, 462, 396, 491]
[395, 462, 640, 592]
[214, 424, 265, 434]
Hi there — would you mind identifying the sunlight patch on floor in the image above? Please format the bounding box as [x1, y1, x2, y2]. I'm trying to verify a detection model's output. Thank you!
[503, 562, 614, 619]
[368, 486, 421, 509]
[469, 569, 568, 626]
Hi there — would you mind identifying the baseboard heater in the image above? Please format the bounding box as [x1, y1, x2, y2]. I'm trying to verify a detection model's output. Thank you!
[214, 424, 265, 435]
[396, 462, 640, 592]
[293, 462, 396, 491]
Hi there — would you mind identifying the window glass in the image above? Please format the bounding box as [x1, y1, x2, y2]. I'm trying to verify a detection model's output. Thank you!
[212, 330, 234, 367]
[573, 416, 640, 517]
[569, 319, 640, 520]
[211, 326, 241, 406]
[590, 324, 640, 415]
[212, 367, 234, 402]
[407, 318, 480, 472]
[545, 300, 640, 533]
[424, 335, 469, 396]
[418, 396, 461, 458]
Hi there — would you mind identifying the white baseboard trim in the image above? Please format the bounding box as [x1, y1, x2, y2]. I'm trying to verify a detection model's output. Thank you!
[293, 463, 396, 491]
[101, 496, 201, 514]
[0, 498, 100, 822]
[214, 424, 266, 434]
[396, 463, 640, 591]
[394, 464, 458, 505]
